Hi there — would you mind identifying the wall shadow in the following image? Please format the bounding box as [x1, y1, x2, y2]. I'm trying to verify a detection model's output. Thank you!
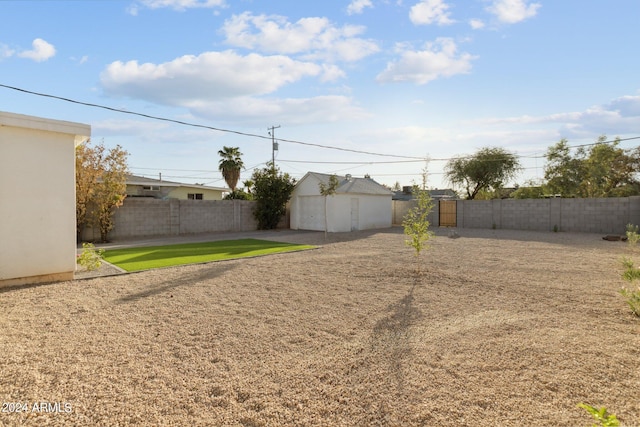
[115, 263, 236, 304]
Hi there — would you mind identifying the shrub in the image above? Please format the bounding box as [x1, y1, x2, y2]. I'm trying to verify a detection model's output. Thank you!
[626, 223, 640, 247]
[224, 190, 252, 200]
[77, 242, 104, 271]
[251, 163, 296, 230]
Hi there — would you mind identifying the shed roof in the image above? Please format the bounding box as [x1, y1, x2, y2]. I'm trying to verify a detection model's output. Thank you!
[302, 172, 392, 196]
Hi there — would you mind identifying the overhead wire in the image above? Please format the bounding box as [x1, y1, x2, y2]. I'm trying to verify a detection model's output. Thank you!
[3, 83, 640, 174]
[0, 83, 427, 160]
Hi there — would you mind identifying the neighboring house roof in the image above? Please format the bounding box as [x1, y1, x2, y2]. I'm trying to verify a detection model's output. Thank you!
[392, 187, 457, 201]
[300, 172, 393, 196]
[125, 174, 228, 192]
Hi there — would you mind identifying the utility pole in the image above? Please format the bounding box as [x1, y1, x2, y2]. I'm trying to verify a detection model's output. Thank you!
[268, 125, 280, 171]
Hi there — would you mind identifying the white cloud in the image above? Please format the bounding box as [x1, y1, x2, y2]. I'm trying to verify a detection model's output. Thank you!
[132, 0, 224, 11]
[410, 0, 455, 26]
[376, 38, 476, 84]
[18, 38, 56, 62]
[606, 95, 640, 117]
[470, 95, 640, 137]
[221, 12, 379, 62]
[320, 64, 347, 82]
[0, 43, 15, 59]
[99, 50, 363, 124]
[100, 50, 325, 103]
[469, 19, 485, 29]
[567, 96, 640, 136]
[71, 55, 89, 64]
[189, 95, 370, 124]
[486, 0, 541, 24]
[347, 0, 373, 15]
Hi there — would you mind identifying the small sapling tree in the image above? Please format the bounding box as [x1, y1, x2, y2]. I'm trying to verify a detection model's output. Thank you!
[319, 174, 339, 238]
[626, 223, 640, 248]
[577, 403, 620, 427]
[620, 257, 640, 317]
[402, 175, 434, 271]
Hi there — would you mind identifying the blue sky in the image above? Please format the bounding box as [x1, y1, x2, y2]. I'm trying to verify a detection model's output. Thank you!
[2, 0, 639, 190]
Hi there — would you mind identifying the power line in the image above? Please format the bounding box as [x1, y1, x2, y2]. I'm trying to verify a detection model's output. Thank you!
[0, 83, 427, 160]
[4, 83, 639, 175]
[278, 159, 426, 164]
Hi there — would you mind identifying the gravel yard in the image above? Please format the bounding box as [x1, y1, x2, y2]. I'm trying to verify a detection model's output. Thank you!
[1, 227, 639, 426]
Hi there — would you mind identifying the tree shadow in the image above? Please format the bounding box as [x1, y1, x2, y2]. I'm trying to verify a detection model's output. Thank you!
[371, 280, 423, 388]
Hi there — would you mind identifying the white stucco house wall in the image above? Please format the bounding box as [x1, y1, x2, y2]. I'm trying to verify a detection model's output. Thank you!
[0, 111, 90, 287]
[290, 172, 393, 232]
[125, 174, 229, 200]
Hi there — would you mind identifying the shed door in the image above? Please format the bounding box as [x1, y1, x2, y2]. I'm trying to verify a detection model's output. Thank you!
[439, 200, 457, 227]
[350, 198, 359, 231]
[298, 196, 325, 230]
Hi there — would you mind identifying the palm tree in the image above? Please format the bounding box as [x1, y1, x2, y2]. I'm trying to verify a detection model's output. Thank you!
[218, 146, 244, 191]
[242, 179, 254, 194]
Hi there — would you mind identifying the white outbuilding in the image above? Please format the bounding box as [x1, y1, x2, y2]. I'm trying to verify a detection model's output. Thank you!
[0, 111, 90, 287]
[290, 172, 393, 232]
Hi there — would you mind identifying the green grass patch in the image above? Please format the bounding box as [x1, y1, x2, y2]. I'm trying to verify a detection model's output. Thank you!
[103, 238, 315, 272]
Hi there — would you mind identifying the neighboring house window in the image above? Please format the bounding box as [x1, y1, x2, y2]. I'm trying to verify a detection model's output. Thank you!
[143, 185, 160, 191]
[188, 193, 203, 200]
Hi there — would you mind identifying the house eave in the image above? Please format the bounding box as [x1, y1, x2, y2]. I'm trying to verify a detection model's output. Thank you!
[0, 111, 90, 146]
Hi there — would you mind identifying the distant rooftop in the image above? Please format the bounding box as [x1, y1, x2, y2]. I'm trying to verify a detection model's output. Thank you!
[392, 186, 457, 200]
[125, 174, 228, 191]
[305, 172, 393, 196]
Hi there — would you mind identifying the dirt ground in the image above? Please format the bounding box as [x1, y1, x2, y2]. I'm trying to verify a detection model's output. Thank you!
[1, 227, 639, 426]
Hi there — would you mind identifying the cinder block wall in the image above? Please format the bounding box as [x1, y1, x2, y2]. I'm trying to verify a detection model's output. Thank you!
[83, 196, 640, 241]
[455, 196, 640, 234]
[558, 197, 634, 233]
[81, 198, 261, 241]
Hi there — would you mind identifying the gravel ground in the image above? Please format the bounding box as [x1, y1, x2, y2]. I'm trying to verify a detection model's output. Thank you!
[1, 227, 639, 426]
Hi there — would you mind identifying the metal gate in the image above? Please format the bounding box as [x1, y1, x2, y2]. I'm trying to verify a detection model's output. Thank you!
[439, 200, 457, 227]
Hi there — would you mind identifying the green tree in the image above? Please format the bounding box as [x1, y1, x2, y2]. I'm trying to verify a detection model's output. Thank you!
[445, 147, 521, 199]
[544, 138, 587, 197]
[252, 163, 296, 229]
[218, 146, 244, 192]
[319, 174, 339, 237]
[76, 140, 129, 242]
[510, 180, 545, 199]
[242, 179, 255, 194]
[582, 137, 640, 197]
[76, 140, 103, 241]
[544, 136, 640, 197]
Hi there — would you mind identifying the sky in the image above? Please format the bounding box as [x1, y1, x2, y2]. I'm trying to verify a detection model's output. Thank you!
[2, 0, 640, 191]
